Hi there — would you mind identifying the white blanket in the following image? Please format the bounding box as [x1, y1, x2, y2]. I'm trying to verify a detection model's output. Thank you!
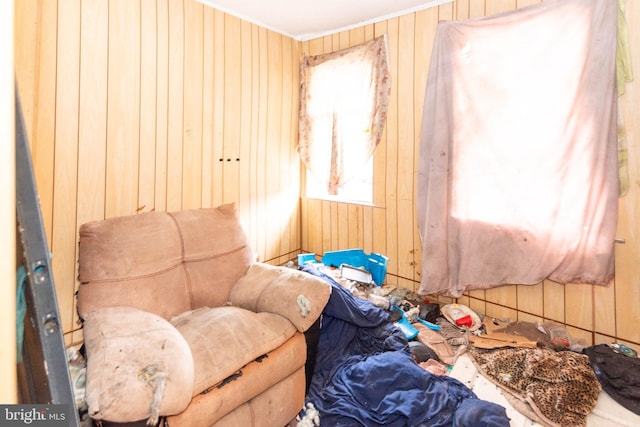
[417, 0, 619, 297]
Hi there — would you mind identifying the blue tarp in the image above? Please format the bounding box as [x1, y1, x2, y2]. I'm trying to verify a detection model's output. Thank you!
[301, 264, 510, 427]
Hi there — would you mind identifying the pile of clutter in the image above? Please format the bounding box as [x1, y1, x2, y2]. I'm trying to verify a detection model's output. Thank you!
[357, 286, 640, 427]
[307, 254, 591, 361]
[297, 251, 640, 427]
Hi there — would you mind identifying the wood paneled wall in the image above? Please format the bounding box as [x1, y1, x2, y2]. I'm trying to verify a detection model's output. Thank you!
[14, 0, 301, 344]
[301, 0, 640, 351]
[2, 0, 17, 403]
[14, 0, 640, 352]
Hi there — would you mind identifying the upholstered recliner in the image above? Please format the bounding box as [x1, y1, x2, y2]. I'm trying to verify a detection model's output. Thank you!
[76, 203, 331, 426]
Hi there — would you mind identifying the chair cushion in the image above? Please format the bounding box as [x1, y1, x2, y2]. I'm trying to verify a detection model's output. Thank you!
[166, 335, 307, 426]
[229, 263, 331, 332]
[77, 203, 255, 320]
[83, 306, 194, 423]
[171, 306, 298, 394]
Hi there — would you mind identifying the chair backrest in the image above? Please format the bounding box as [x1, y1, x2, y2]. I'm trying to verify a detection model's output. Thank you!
[76, 203, 255, 320]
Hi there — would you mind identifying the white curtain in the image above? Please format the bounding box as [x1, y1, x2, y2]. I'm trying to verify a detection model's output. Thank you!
[298, 36, 391, 195]
[417, 0, 619, 297]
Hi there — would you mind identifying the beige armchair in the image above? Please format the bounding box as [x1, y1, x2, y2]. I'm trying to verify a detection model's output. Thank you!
[76, 203, 331, 426]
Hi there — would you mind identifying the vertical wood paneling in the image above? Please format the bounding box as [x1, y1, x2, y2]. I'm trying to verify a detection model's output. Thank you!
[201, 7, 215, 208]
[211, 9, 225, 208]
[372, 206, 386, 256]
[338, 31, 349, 49]
[438, 1, 455, 22]
[329, 202, 339, 251]
[140, 0, 158, 213]
[486, 303, 517, 321]
[222, 14, 241, 205]
[255, 26, 269, 258]
[485, 285, 517, 309]
[517, 283, 543, 317]
[518, 312, 543, 324]
[307, 199, 323, 256]
[517, 0, 543, 9]
[32, 1, 58, 242]
[363, 205, 373, 253]
[594, 279, 616, 336]
[154, 0, 169, 211]
[347, 204, 363, 248]
[565, 283, 593, 331]
[469, 1, 487, 18]
[183, 0, 204, 210]
[14, 0, 37, 149]
[16, 0, 304, 343]
[350, 27, 364, 46]
[238, 20, 253, 232]
[467, 289, 486, 308]
[337, 203, 349, 249]
[614, 0, 640, 345]
[166, 0, 184, 212]
[455, 0, 471, 20]
[53, 0, 80, 337]
[265, 31, 283, 260]
[279, 36, 294, 262]
[413, 8, 437, 287]
[544, 280, 565, 322]
[321, 202, 331, 252]
[373, 22, 388, 262]
[106, 0, 140, 218]
[397, 14, 415, 282]
[289, 38, 301, 257]
[486, 0, 517, 15]
[75, 0, 108, 342]
[384, 18, 399, 286]
[248, 24, 261, 251]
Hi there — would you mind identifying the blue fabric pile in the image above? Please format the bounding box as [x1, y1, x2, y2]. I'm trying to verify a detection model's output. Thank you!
[300, 264, 510, 427]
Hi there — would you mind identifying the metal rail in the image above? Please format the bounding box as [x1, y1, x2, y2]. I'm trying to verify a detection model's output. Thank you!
[15, 90, 80, 426]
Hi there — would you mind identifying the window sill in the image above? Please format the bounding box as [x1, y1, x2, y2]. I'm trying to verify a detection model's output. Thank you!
[302, 195, 384, 209]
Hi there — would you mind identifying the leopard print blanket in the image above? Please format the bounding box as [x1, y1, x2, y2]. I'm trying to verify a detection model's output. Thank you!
[470, 347, 601, 427]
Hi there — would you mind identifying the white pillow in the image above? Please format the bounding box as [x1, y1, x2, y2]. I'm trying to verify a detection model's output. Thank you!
[229, 262, 331, 332]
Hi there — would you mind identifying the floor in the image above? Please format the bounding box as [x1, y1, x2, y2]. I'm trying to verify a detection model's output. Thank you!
[449, 353, 640, 427]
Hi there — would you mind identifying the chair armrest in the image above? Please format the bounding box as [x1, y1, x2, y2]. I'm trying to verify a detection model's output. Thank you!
[83, 306, 194, 424]
[229, 263, 331, 332]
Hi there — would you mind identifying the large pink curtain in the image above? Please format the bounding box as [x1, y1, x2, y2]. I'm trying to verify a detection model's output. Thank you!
[417, 0, 619, 297]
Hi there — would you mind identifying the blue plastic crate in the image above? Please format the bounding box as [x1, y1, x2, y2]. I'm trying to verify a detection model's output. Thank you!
[321, 249, 388, 286]
[297, 253, 318, 266]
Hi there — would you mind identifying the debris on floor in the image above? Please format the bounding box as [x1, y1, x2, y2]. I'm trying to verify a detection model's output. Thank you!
[297, 257, 640, 427]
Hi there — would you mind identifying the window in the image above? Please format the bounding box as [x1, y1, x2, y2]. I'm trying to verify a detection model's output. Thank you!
[306, 157, 373, 204]
[298, 35, 390, 203]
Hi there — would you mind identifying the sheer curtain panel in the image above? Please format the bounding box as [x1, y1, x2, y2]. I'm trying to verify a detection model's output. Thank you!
[417, 0, 619, 297]
[298, 35, 391, 195]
